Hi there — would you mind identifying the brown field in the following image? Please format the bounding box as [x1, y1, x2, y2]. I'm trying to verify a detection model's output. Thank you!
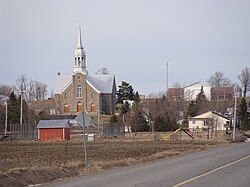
[0, 138, 228, 187]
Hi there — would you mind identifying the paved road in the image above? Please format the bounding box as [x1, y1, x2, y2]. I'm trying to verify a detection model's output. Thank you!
[44, 142, 250, 187]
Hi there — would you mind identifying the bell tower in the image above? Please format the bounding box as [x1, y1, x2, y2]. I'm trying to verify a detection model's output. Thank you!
[73, 26, 87, 74]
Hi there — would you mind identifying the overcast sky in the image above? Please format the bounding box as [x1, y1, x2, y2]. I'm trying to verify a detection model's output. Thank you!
[0, 0, 249, 96]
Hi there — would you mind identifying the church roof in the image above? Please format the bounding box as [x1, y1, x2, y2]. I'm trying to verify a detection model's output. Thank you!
[87, 75, 115, 94]
[54, 75, 72, 94]
[54, 74, 115, 94]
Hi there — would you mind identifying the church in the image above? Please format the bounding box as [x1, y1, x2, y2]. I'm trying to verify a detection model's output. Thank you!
[54, 27, 116, 115]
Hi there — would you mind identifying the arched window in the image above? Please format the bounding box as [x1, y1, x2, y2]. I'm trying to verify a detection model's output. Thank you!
[64, 104, 69, 113]
[77, 85, 82, 98]
[75, 58, 77, 66]
[90, 103, 95, 112]
[77, 102, 83, 112]
[78, 57, 81, 66]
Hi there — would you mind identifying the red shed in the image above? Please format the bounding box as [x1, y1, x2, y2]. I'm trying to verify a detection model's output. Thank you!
[37, 119, 70, 142]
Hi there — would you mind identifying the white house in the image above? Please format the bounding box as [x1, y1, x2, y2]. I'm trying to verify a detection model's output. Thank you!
[184, 82, 211, 101]
[187, 111, 229, 131]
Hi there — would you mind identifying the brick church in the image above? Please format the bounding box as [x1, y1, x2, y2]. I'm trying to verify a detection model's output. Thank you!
[54, 27, 116, 115]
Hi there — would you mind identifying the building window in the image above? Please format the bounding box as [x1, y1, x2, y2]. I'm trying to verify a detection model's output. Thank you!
[90, 92, 94, 98]
[78, 57, 81, 66]
[64, 93, 67, 99]
[64, 104, 69, 113]
[77, 102, 83, 112]
[75, 58, 77, 66]
[90, 103, 95, 112]
[77, 85, 82, 98]
[192, 120, 195, 124]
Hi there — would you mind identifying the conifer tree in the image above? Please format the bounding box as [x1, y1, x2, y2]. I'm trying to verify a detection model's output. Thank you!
[187, 100, 198, 117]
[116, 81, 135, 104]
[238, 97, 250, 130]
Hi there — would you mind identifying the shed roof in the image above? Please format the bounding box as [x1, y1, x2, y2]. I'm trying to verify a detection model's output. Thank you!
[37, 119, 70, 129]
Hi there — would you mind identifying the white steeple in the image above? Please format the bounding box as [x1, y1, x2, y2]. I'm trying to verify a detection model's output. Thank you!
[73, 26, 87, 74]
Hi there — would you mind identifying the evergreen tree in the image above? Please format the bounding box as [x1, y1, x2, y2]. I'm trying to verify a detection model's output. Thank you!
[187, 100, 198, 117]
[238, 97, 250, 130]
[116, 81, 135, 104]
[154, 113, 170, 131]
[195, 88, 209, 114]
[8, 92, 20, 124]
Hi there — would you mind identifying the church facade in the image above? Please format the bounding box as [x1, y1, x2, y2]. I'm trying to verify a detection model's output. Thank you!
[54, 27, 116, 115]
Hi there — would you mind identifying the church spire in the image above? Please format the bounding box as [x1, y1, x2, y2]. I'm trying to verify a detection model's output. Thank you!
[76, 27, 83, 49]
[73, 25, 87, 74]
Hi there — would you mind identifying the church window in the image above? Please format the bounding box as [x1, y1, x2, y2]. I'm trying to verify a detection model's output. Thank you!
[77, 102, 83, 112]
[75, 58, 77, 66]
[90, 103, 95, 112]
[77, 85, 82, 98]
[78, 57, 81, 66]
[64, 93, 67, 99]
[64, 104, 69, 113]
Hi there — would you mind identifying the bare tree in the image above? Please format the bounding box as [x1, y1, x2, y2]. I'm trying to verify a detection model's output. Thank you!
[172, 82, 182, 88]
[96, 67, 109, 75]
[33, 81, 48, 100]
[147, 91, 165, 98]
[233, 83, 242, 97]
[0, 84, 13, 96]
[238, 67, 250, 97]
[27, 79, 36, 100]
[207, 71, 231, 87]
[16, 74, 28, 99]
[16, 74, 47, 100]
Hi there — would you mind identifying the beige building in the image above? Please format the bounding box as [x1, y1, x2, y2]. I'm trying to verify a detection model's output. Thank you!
[187, 111, 229, 131]
[54, 27, 116, 115]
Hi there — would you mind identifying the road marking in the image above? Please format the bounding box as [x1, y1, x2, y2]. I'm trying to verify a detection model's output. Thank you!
[173, 155, 250, 187]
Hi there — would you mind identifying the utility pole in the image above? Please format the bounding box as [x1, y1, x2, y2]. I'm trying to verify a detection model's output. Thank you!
[166, 62, 169, 92]
[4, 99, 8, 136]
[82, 111, 88, 167]
[233, 93, 237, 141]
[97, 107, 100, 135]
[20, 92, 23, 125]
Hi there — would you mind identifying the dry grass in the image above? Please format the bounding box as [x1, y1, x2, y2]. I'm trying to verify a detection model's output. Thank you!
[0, 139, 228, 187]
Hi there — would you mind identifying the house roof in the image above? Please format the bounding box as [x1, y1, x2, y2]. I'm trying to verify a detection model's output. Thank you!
[27, 99, 56, 110]
[211, 87, 234, 94]
[188, 111, 229, 120]
[0, 95, 8, 101]
[167, 88, 184, 96]
[184, 82, 210, 89]
[54, 74, 115, 94]
[37, 119, 70, 129]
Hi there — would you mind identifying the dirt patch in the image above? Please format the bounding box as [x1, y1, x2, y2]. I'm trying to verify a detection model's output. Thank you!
[0, 140, 227, 186]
